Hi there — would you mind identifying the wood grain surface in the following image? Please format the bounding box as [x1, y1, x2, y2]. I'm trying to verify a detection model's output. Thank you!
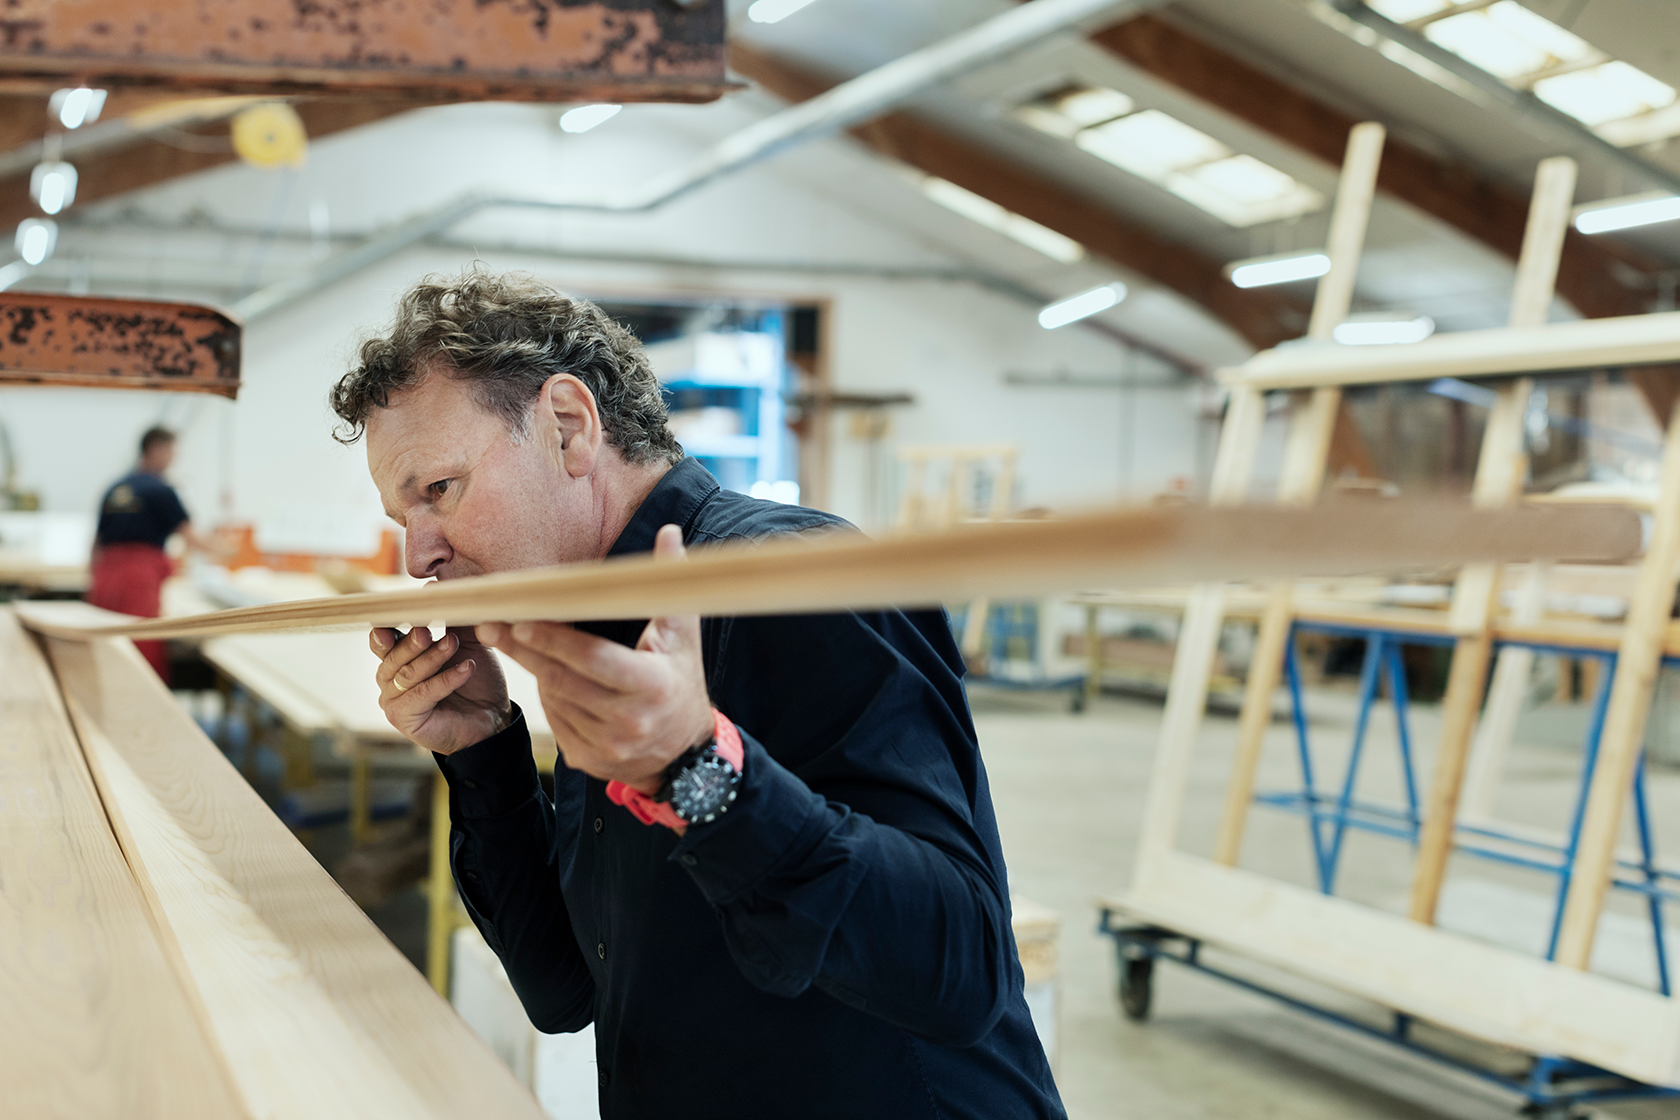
[16, 501, 1643, 642]
[45, 633, 548, 1120]
[0, 612, 246, 1120]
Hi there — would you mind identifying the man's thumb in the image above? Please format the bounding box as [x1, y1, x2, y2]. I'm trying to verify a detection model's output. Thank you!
[653, 523, 687, 561]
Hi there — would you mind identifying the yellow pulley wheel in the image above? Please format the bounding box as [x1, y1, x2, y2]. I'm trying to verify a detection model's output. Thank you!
[231, 103, 308, 169]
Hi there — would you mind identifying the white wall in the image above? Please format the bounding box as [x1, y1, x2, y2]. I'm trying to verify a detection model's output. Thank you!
[2, 99, 1217, 550]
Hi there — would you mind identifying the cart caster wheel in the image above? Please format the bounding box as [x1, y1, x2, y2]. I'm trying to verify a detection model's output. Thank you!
[1119, 956, 1154, 1021]
[1070, 692, 1087, 714]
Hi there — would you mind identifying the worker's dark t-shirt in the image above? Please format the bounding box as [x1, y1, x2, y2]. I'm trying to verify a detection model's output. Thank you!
[96, 470, 188, 549]
[435, 457, 1065, 1119]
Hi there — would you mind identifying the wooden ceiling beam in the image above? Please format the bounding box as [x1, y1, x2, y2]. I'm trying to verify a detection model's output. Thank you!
[729, 43, 1305, 351]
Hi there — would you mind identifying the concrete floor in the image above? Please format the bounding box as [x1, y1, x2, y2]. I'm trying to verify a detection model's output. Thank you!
[973, 682, 1680, 1120]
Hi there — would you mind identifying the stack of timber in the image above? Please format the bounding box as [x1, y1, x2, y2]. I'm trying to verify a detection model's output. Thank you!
[0, 610, 549, 1119]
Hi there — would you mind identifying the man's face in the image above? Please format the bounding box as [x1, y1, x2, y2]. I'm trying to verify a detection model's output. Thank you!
[366, 371, 589, 581]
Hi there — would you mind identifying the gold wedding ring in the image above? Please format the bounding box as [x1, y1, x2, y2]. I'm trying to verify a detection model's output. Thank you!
[393, 678, 409, 692]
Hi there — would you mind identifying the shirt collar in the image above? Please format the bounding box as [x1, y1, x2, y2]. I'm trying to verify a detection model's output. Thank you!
[606, 458, 719, 559]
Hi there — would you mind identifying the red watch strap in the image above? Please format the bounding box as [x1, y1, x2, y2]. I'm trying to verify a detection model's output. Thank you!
[606, 709, 742, 831]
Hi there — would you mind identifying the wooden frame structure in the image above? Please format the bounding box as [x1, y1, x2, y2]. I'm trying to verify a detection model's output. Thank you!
[1115, 134, 1680, 1087]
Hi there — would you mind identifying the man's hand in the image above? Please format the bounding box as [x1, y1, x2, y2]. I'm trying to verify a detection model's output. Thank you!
[371, 623, 512, 754]
[476, 524, 713, 793]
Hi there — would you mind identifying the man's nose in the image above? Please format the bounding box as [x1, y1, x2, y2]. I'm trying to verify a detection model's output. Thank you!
[405, 519, 452, 579]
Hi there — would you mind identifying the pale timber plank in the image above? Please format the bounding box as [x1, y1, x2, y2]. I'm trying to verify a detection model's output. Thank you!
[1112, 850, 1680, 1088]
[1225, 310, 1680, 390]
[16, 502, 1640, 643]
[45, 633, 548, 1120]
[1556, 395, 1680, 969]
[1212, 122, 1386, 866]
[0, 611, 246, 1120]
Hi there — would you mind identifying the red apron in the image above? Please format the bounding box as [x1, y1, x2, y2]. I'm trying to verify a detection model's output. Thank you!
[87, 543, 174, 682]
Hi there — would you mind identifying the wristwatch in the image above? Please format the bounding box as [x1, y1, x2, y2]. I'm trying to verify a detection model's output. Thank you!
[606, 709, 744, 830]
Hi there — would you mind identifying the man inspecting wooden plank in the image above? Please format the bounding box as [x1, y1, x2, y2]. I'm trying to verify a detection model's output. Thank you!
[328, 266, 1066, 1120]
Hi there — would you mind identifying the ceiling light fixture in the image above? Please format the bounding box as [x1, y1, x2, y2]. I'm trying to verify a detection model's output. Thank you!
[748, 0, 819, 24]
[1226, 251, 1331, 289]
[15, 218, 57, 266]
[29, 162, 77, 216]
[1038, 283, 1126, 329]
[49, 87, 106, 130]
[559, 104, 622, 134]
[1574, 192, 1680, 234]
[1332, 314, 1436, 346]
[920, 176, 1084, 263]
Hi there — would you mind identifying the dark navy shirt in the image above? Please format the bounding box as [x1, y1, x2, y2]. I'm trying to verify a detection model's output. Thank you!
[95, 470, 188, 549]
[436, 458, 1063, 1119]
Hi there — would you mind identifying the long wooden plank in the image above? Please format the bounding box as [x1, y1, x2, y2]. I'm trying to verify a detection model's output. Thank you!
[1112, 850, 1680, 1087]
[1225, 309, 1680, 391]
[44, 631, 548, 1120]
[0, 612, 247, 1120]
[1555, 395, 1680, 969]
[0, 293, 241, 398]
[1408, 158, 1577, 924]
[19, 502, 1636, 639]
[1211, 122, 1385, 866]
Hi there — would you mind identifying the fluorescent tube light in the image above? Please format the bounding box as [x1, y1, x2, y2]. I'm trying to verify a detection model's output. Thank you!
[1332, 315, 1436, 346]
[29, 162, 77, 216]
[1575, 193, 1680, 234]
[559, 104, 622, 134]
[1227, 252, 1331, 288]
[15, 218, 57, 266]
[49, 87, 106, 130]
[1038, 284, 1125, 330]
[920, 176, 1084, 263]
[748, 0, 818, 23]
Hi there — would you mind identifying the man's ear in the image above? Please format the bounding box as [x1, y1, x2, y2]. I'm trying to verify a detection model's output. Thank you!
[539, 374, 604, 479]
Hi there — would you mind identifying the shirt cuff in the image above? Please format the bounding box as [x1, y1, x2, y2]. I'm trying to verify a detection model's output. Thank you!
[672, 725, 824, 904]
[433, 703, 541, 819]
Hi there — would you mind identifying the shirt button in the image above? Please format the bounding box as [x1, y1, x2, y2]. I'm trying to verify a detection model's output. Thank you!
[461, 779, 480, 790]
[598, 1069, 611, 1087]
[597, 942, 606, 960]
[679, 854, 697, 867]
[463, 871, 479, 881]
[593, 816, 604, 834]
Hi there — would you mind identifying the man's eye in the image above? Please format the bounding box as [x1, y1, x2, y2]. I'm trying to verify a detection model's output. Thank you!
[429, 479, 452, 498]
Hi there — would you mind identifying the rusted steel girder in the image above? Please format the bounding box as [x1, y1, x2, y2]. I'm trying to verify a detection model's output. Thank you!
[0, 0, 728, 103]
[0, 294, 240, 398]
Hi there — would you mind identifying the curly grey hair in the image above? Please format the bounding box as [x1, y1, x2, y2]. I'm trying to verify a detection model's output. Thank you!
[328, 267, 683, 466]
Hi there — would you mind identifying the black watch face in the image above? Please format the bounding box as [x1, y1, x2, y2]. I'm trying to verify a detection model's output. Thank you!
[671, 755, 739, 824]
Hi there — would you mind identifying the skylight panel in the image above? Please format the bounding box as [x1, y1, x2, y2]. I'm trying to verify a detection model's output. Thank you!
[919, 176, 1086, 263]
[1076, 110, 1231, 180]
[1012, 92, 1323, 228]
[1012, 84, 1133, 139]
[1368, 0, 1453, 22]
[1169, 156, 1325, 227]
[1535, 61, 1677, 126]
[1381, 1, 1678, 143]
[1424, 8, 1555, 79]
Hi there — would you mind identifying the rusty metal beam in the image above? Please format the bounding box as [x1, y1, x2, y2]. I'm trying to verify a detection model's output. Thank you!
[0, 294, 240, 397]
[729, 42, 1304, 350]
[0, 0, 730, 103]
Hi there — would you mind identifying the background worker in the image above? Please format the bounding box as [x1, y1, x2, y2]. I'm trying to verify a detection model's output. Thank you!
[87, 426, 219, 680]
